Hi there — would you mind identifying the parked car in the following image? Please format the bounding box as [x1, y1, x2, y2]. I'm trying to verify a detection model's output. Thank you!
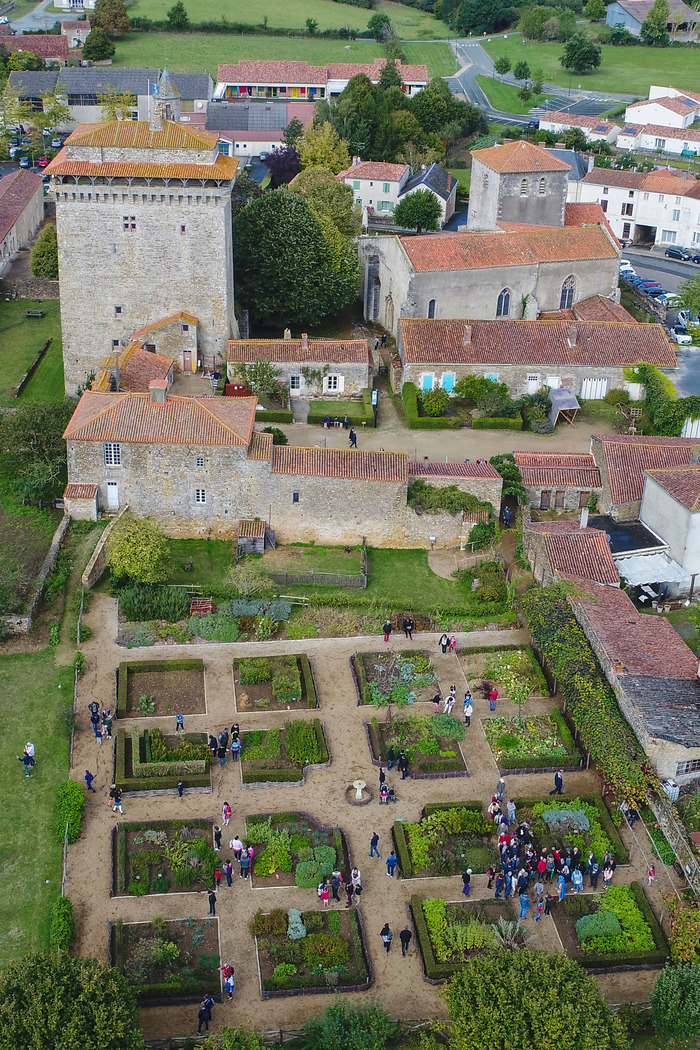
[665, 245, 692, 261]
[51, 137, 62, 149]
[671, 325, 693, 344]
[259, 151, 269, 160]
[527, 119, 540, 129]
[678, 309, 698, 326]
[8, 145, 19, 159]
[637, 280, 662, 289]
[37, 156, 49, 168]
[656, 292, 678, 306]
[18, 156, 30, 168]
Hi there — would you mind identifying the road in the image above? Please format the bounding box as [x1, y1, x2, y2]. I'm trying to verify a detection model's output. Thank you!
[9, 0, 75, 31]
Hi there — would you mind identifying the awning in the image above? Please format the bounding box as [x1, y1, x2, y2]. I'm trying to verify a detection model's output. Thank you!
[615, 552, 691, 586]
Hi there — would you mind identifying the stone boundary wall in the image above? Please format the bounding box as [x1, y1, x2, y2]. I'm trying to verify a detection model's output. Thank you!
[82, 505, 130, 588]
[2, 512, 71, 635]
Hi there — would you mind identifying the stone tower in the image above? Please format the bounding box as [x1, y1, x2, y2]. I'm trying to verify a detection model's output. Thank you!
[46, 70, 239, 394]
[467, 139, 571, 232]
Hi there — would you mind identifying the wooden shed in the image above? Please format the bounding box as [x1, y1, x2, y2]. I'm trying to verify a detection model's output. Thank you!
[237, 519, 268, 555]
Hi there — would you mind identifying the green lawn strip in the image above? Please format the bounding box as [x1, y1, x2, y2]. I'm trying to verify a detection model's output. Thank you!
[19, 333, 65, 403]
[268, 544, 363, 575]
[0, 650, 74, 962]
[402, 42, 457, 76]
[475, 75, 552, 115]
[0, 300, 62, 405]
[0, 493, 60, 614]
[448, 167, 470, 194]
[482, 37, 700, 96]
[166, 538, 234, 588]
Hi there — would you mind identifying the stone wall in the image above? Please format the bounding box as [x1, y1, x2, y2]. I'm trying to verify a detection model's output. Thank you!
[137, 318, 198, 371]
[467, 156, 567, 231]
[409, 471, 503, 510]
[227, 359, 372, 398]
[81, 505, 129, 588]
[402, 360, 629, 400]
[523, 482, 602, 511]
[523, 528, 556, 586]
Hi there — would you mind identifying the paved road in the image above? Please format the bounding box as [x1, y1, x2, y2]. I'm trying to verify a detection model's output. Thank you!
[10, 0, 74, 31]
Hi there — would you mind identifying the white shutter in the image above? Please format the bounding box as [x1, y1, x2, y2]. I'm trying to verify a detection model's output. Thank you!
[683, 417, 700, 438]
[337, 374, 344, 393]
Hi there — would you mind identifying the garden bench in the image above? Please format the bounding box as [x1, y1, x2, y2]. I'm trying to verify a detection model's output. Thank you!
[26, 309, 44, 318]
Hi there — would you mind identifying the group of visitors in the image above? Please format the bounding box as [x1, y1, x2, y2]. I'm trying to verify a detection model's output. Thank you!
[379, 923, 412, 956]
[87, 700, 112, 745]
[208, 725, 241, 767]
[317, 865, 363, 908]
[379, 750, 409, 788]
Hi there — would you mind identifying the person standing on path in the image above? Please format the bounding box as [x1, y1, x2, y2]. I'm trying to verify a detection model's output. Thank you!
[438, 633, 449, 654]
[225, 972, 235, 1001]
[197, 1003, 211, 1035]
[177, 780, 185, 798]
[590, 861, 601, 889]
[403, 617, 414, 640]
[387, 747, 395, 771]
[224, 861, 233, 887]
[370, 832, 381, 858]
[399, 926, 412, 956]
[648, 865, 656, 884]
[463, 696, 472, 727]
[217, 742, 227, 766]
[331, 872, 342, 901]
[209, 734, 218, 758]
[544, 893, 555, 916]
[230, 735, 241, 761]
[175, 713, 184, 733]
[519, 892, 531, 921]
[208, 890, 216, 916]
[382, 619, 392, 643]
[351, 867, 362, 888]
[461, 869, 472, 896]
[489, 687, 498, 712]
[240, 849, 252, 880]
[380, 924, 393, 953]
[572, 868, 583, 894]
[88, 700, 100, 720]
[222, 802, 231, 826]
[84, 770, 95, 792]
[506, 799, 516, 826]
[345, 882, 354, 908]
[603, 864, 614, 890]
[102, 710, 113, 739]
[494, 872, 504, 898]
[349, 428, 358, 448]
[214, 826, 222, 851]
[320, 881, 330, 907]
[111, 786, 123, 814]
[550, 769, 564, 796]
[433, 692, 441, 714]
[557, 872, 567, 901]
[214, 867, 221, 890]
[398, 752, 409, 780]
[379, 766, 386, 787]
[230, 835, 243, 861]
[535, 898, 544, 922]
[386, 851, 398, 877]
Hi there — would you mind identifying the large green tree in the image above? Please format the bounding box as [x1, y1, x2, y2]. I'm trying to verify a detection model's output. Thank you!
[393, 189, 442, 233]
[300, 1001, 397, 1050]
[31, 223, 58, 278]
[560, 32, 602, 72]
[166, 0, 190, 30]
[92, 0, 129, 35]
[290, 165, 361, 237]
[583, 0, 606, 20]
[230, 171, 262, 217]
[456, 0, 514, 36]
[651, 963, 700, 1042]
[0, 953, 144, 1050]
[367, 11, 391, 39]
[297, 121, 351, 174]
[641, 0, 670, 45]
[0, 398, 76, 502]
[82, 27, 116, 61]
[108, 514, 169, 584]
[98, 88, 137, 121]
[443, 951, 629, 1050]
[672, 274, 700, 314]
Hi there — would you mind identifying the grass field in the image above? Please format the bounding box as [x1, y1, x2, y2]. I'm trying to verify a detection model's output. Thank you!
[112, 32, 454, 76]
[0, 650, 74, 962]
[482, 37, 700, 95]
[476, 74, 553, 115]
[448, 166, 471, 194]
[0, 300, 63, 406]
[167, 538, 234, 587]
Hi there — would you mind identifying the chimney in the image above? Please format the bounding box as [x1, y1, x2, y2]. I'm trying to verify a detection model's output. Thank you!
[301, 332, 309, 350]
[588, 154, 595, 172]
[692, 444, 700, 468]
[463, 324, 472, 346]
[567, 324, 577, 348]
[149, 378, 168, 404]
[579, 507, 589, 529]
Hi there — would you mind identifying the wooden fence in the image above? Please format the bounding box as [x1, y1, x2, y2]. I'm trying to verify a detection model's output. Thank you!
[268, 538, 368, 589]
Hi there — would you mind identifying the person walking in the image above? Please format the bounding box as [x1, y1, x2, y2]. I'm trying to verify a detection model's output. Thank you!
[214, 826, 222, 851]
[379, 766, 386, 787]
[403, 617, 414, 640]
[217, 742, 227, 767]
[449, 636, 457, 653]
[222, 802, 231, 826]
[175, 713, 184, 733]
[349, 428, 358, 449]
[380, 923, 393, 953]
[506, 799, 516, 826]
[224, 861, 233, 887]
[382, 619, 392, 643]
[177, 780, 185, 798]
[208, 889, 216, 916]
[331, 871, 342, 901]
[572, 868, 583, 894]
[197, 1003, 211, 1035]
[496, 778, 505, 803]
[345, 882, 355, 909]
[240, 849, 252, 880]
[463, 696, 472, 727]
[438, 633, 449, 654]
[399, 926, 412, 956]
[214, 867, 221, 890]
[433, 692, 441, 714]
[386, 850, 398, 877]
[84, 770, 95, 792]
[87, 700, 100, 720]
[648, 865, 656, 885]
[225, 972, 235, 1001]
[387, 746, 395, 771]
[461, 869, 472, 896]
[370, 832, 381, 858]
[398, 752, 409, 780]
[230, 835, 243, 861]
[519, 892, 531, 921]
[550, 769, 564, 795]
[489, 687, 498, 712]
[544, 893, 555, 916]
[111, 787, 123, 814]
[102, 710, 113, 739]
[494, 872, 504, 898]
[534, 898, 544, 922]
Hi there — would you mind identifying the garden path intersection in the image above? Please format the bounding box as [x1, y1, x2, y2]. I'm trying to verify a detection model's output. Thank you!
[68, 593, 671, 1038]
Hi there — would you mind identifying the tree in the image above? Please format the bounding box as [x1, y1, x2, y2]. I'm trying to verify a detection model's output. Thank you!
[443, 951, 629, 1050]
[166, 0, 190, 29]
[0, 84, 34, 153]
[564, 126, 588, 150]
[98, 88, 137, 121]
[230, 171, 262, 217]
[641, 0, 670, 45]
[262, 426, 288, 445]
[367, 11, 391, 39]
[673, 274, 700, 314]
[228, 561, 272, 598]
[651, 963, 700, 1042]
[108, 514, 169, 584]
[421, 387, 450, 417]
[283, 117, 304, 147]
[610, 21, 634, 44]
[560, 32, 602, 73]
[583, 0, 606, 19]
[39, 88, 70, 132]
[230, 359, 283, 400]
[518, 86, 532, 105]
[457, 0, 514, 36]
[0, 398, 76, 502]
[31, 223, 58, 278]
[489, 453, 526, 502]
[263, 145, 301, 187]
[300, 1001, 397, 1050]
[394, 189, 442, 234]
[305, 16, 318, 34]
[297, 121, 351, 174]
[82, 27, 116, 61]
[290, 165, 361, 236]
[494, 55, 511, 76]
[0, 953, 143, 1050]
[7, 51, 45, 71]
[379, 59, 403, 89]
[513, 60, 530, 81]
[92, 0, 129, 35]
[519, 6, 550, 39]
[531, 68, 544, 96]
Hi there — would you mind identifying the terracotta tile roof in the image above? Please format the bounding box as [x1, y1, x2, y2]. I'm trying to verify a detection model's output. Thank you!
[628, 94, 698, 116]
[227, 338, 370, 365]
[540, 111, 619, 133]
[514, 452, 601, 489]
[0, 169, 43, 243]
[582, 165, 698, 195]
[45, 149, 238, 181]
[527, 522, 619, 585]
[408, 460, 501, 479]
[582, 168, 647, 189]
[572, 295, 636, 323]
[339, 161, 409, 182]
[119, 347, 172, 393]
[635, 123, 700, 143]
[247, 431, 273, 461]
[399, 318, 676, 368]
[593, 434, 697, 505]
[327, 60, 427, 82]
[238, 518, 266, 538]
[272, 446, 408, 483]
[4, 35, 68, 59]
[61, 19, 90, 30]
[645, 466, 700, 510]
[131, 312, 198, 339]
[399, 226, 617, 272]
[66, 119, 217, 150]
[564, 201, 611, 227]
[64, 482, 98, 500]
[217, 60, 329, 85]
[472, 140, 571, 174]
[64, 392, 256, 446]
[572, 583, 700, 679]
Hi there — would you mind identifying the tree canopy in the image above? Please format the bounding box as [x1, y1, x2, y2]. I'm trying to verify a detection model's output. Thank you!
[0, 399, 76, 502]
[290, 166, 362, 237]
[393, 189, 442, 234]
[583, 0, 606, 20]
[92, 0, 129, 35]
[651, 962, 700, 1042]
[31, 223, 58, 279]
[560, 32, 602, 73]
[230, 360, 283, 400]
[367, 12, 391, 39]
[230, 171, 262, 217]
[456, 0, 514, 35]
[98, 88, 136, 121]
[283, 116, 304, 147]
[641, 0, 670, 45]
[166, 0, 190, 30]
[673, 274, 700, 314]
[300, 1001, 397, 1050]
[298, 121, 351, 174]
[263, 145, 301, 187]
[82, 27, 116, 61]
[108, 514, 169, 584]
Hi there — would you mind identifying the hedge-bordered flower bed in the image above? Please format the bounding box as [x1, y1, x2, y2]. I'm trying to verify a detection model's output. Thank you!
[111, 916, 221, 1004]
[393, 802, 496, 878]
[483, 709, 582, 772]
[113, 819, 216, 896]
[411, 896, 518, 981]
[244, 812, 350, 888]
[241, 720, 329, 785]
[115, 658, 205, 718]
[233, 654, 318, 712]
[115, 729, 211, 793]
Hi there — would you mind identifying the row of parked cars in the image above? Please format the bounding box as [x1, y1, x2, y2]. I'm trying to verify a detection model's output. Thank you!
[664, 245, 700, 264]
[620, 259, 694, 345]
[7, 128, 65, 169]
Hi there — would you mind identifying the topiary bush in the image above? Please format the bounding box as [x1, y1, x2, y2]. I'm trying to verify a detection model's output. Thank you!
[576, 910, 622, 943]
[56, 780, 85, 844]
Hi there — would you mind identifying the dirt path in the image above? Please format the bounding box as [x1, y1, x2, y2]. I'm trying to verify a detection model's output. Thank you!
[66, 594, 673, 1038]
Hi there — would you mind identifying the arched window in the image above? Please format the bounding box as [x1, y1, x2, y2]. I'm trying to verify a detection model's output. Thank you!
[520, 178, 528, 197]
[427, 298, 436, 319]
[560, 275, 576, 310]
[496, 288, 511, 317]
[538, 176, 546, 196]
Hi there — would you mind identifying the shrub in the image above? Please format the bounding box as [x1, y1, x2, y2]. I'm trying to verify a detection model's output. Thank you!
[272, 663, 302, 703]
[238, 658, 271, 685]
[328, 910, 341, 934]
[272, 962, 297, 984]
[31, 223, 59, 278]
[421, 387, 450, 417]
[188, 612, 239, 641]
[119, 584, 190, 623]
[285, 719, 325, 765]
[429, 712, 466, 741]
[313, 845, 336, 875]
[263, 426, 289, 445]
[303, 912, 325, 933]
[56, 780, 85, 844]
[472, 417, 523, 430]
[302, 933, 350, 968]
[296, 859, 321, 888]
[108, 515, 169, 584]
[469, 520, 496, 550]
[250, 908, 287, 936]
[651, 962, 700, 1041]
[576, 910, 622, 943]
[50, 896, 76, 953]
[255, 615, 279, 642]
[408, 479, 492, 518]
[288, 908, 307, 940]
[402, 382, 460, 430]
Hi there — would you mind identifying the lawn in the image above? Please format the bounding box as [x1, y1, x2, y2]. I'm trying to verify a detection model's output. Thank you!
[482, 38, 700, 96]
[476, 74, 553, 115]
[448, 167, 471, 194]
[263, 544, 363, 575]
[167, 538, 234, 588]
[0, 495, 61, 614]
[0, 299, 63, 405]
[0, 650, 74, 962]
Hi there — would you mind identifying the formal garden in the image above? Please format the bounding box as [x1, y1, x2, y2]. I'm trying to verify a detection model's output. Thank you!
[461, 646, 548, 704]
[244, 812, 348, 888]
[482, 710, 582, 773]
[250, 907, 370, 997]
[115, 727, 211, 793]
[411, 896, 521, 981]
[552, 884, 669, 970]
[366, 712, 469, 776]
[352, 651, 439, 707]
[111, 916, 221, 1003]
[233, 655, 318, 712]
[113, 819, 217, 896]
[395, 803, 498, 878]
[509, 796, 628, 866]
[240, 720, 329, 785]
[116, 658, 206, 718]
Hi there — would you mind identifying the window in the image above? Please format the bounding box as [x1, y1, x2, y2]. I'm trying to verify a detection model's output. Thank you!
[441, 373, 455, 393]
[673, 209, 681, 221]
[643, 191, 650, 200]
[196, 456, 204, 467]
[538, 177, 546, 196]
[520, 178, 528, 197]
[602, 187, 608, 195]
[628, 190, 634, 198]
[621, 203, 633, 216]
[676, 196, 682, 204]
[104, 443, 121, 466]
[694, 232, 700, 244]
[677, 758, 700, 776]
[622, 222, 631, 239]
[559, 275, 576, 310]
[292, 491, 299, 504]
[658, 194, 665, 202]
[579, 490, 590, 509]
[378, 201, 394, 211]
[353, 180, 360, 190]
[600, 199, 608, 213]
[356, 198, 362, 207]
[144, 343, 156, 353]
[218, 140, 230, 155]
[195, 489, 206, 504]
[182, 323, 189, 333]
[115, 305, 122, 315]
[326, 375, 340, 391]
[290, 375, 301, 390]
[123, 215, 136, 230]
[496, 288, 511, 317]
[662, 229, 677, 243]
[483, 173, 489, 190]
[112, 339, 120, 349]
[181, 225, 186, 234]
[383, 182, 390, 193]
[427, 298, 436, 319]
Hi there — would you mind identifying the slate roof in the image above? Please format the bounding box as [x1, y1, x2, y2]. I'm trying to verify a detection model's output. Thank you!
[227, 339, 370, 365]
[0, 169, 43, 243]
[540, 110, 619, 134]
[644, 466, 700, 510]
[271, 446, 408, 483]
[399, 226, 617, 272]
[400, 163, 456, 202]
[119, 347, 172, 393]
[66, 120, 217, 150]
[399, 319, 676, 367]
[615, 0, 697, 21]
[620, 675, 700, 748]
[544, 148, 589, 181]
[593, 434, 697, 505]
[64, 483, 98, 500]
[339, 161, 409, 182]
[206, 100, 290, 132]
[514, 451, 601, 489]
[408, 460, 501, 478]
[472, 139, 571, 173]
[8, 68, 211, 99]
[63, 392, 257, 446]
[526, 522, 619, 585]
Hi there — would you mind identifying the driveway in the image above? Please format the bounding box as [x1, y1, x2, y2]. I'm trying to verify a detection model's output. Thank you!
[10, 0, 75, 31]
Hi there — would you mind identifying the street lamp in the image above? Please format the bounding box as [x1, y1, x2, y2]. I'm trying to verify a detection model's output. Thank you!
[568, 69, 574, 96]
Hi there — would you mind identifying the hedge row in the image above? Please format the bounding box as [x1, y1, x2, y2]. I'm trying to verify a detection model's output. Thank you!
[50, 897, 76, 953]
[255, 409, 293, 423]
[409, 896, 458, 982]
[472, 417, 523, 431]
[516, 793, 628, 864]
[115, 729, 211, 793]
[395, 801, 487, 877]
[116, 658, 204, 718]
[569, 881, 669, 969]
[299, 654, 318, 709]
[133, 727, 208, 778]
[56, 780, 85, 844]
[402, 382, 461, 430]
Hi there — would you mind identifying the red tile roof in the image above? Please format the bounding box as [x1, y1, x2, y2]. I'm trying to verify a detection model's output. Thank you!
[628, 94, 698, 116]
[408, 460, 501, 479]
[582, 166, 698, 195]
[119, 347, 172, 393]
[527, 522, 619, 585]
[572, 583, 700, 679]
[399, 318, 676, 368]
[339, 161, 409, 182]
[564, 202, 612, 228]
[4, 35, 68, 59]
[45, 149, 238, 181]
[539, 111, 619, 133]
[0, 169, 43, 243]
[399, 226, 617, 272]
[247, 431, 273, 461]
[238, 518, 266, 538]
[594, 434, 697, 505]
[472, 139, 571, 174]
[327, 60, 427, 82]
[61, 19, 90, 30]
[64, 392, 256, 446]
[131, 312, 198, 339]
[216, 58, 428, 86]
[572, 295, 636, 323]
[66, 120, 217, 150]
[64, 483, 98, 500]
[227, 338, 370, 365]
[645, 465, 700, 510]
[272, 446, 408, 482]
[514, 452, 601, 489]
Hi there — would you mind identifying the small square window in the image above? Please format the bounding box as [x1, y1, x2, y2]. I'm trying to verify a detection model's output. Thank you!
[182, 324, 189, 333]
[195, 489, 206, 504]
[123, 215, 136, 230]
[290, 375, 301, 390]
[383, 182, 390, 193]
[628, 190, 634, 198]
[292, 491, 299, 504]
[602, 187, 608, 194]
[673, 209, 681, 222]
[115, 306, 122, 315]
[196, 456, 204, 467]
[181, 225, 186, 233]
[112, 339, 120, 348]
[326, 375, 339, 391]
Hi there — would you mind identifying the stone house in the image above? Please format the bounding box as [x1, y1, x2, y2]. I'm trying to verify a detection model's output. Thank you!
[339, 159, 457, 226]
[591, 433, 698, 520]
[128, 312, 200, 373]
[467, 140, 572, 232]
[571, 582, 700, 783]
[514, 451, 602, 511]
[524, 521, 620, 586]
[227, 334, 373, 400]
[0, 170, 44, 276]
[61, 20, 90, 47]
[395, 318, 676, 400]
[538, 111, 620, 145]
[93, 341, 174, 394]
[640, 465, 700, 579]
[3, 34, 69, 66]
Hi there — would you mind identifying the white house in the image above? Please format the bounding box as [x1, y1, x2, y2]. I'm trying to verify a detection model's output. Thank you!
[53, 0, 95, 8]
[617, 122, 700, 156]
[539, 111, 620, 144]
[640, 465, 700, 580]
[338, 158, 457, 226]
[606, 0, 699, 39]
[625, 93, 700, 129]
